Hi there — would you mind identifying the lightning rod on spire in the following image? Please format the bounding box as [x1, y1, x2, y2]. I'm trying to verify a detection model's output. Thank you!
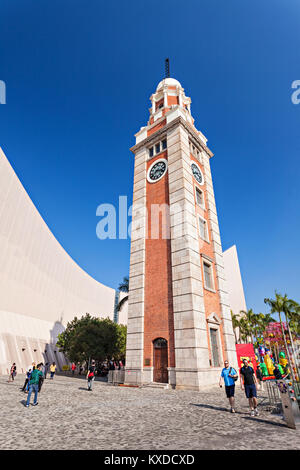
[165, 58, 170, 78]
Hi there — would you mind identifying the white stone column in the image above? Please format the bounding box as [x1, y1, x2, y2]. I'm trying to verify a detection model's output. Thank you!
[178, 88, 183, 107]
[124, 147, 148, 385]
[151, 97, 155, 115]
[163, 88, 168, 107]
[167, 124, 210, 390]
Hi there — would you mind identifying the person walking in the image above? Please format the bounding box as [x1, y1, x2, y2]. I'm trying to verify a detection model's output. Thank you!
[219, 360, 238, 413]
[256, 365, 264, 391]
[44, 363, 49, 379]
[86, 360, 96, 391]
[38, 363, 45, 392]
[71, 363, 76, 376]
[25, 364, 43, 407]
[8, 363, 17, 382]
[240, 359, 259, 416]
[50, 362, 56, 379]
[21, 366, 33, 392]
[27, 362, 36, 372]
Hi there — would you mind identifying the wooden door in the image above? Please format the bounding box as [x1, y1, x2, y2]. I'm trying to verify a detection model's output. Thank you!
[153, 338, 168, 383]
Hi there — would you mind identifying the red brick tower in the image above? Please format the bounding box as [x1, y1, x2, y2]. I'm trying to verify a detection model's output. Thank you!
[125, 76, 237, 389]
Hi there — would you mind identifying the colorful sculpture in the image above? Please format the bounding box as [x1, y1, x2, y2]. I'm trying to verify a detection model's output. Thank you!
[264, 353, 275, 375]
[279, 351, 288, 369]
[259, 362, 268, 377]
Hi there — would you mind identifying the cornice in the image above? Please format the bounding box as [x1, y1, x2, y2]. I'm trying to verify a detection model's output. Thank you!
[130, 116, 214, 158]
[201, 253, 215, 263]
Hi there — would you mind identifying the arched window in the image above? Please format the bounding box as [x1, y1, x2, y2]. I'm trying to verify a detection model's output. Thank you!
[153, 338, 167, 349]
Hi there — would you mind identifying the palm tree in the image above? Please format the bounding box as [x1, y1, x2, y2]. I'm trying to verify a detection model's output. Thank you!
[237, 308, 275, 346]
[230, 310, 240, 344]
[251, 313, 264, 344]
[285, 300, 300, 336]
[240, 308, 257, 344]
[238, 316, 252, 343]
[264, 313, 275, 325]
[255, 312, 274, 337]
[282, 298, 300, 378]
[117, 276, 129, 312]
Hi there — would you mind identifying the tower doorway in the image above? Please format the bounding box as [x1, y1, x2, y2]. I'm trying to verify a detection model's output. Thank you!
[153, 338, 168, 383]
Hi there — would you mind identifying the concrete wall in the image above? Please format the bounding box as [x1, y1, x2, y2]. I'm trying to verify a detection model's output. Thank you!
[223, 245, 247, 317]
[0, 148, 118, 375]
[117, 292, 128, 325]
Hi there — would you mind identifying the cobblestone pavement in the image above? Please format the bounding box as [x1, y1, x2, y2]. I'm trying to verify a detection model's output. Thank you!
[0, 374, 299, 450]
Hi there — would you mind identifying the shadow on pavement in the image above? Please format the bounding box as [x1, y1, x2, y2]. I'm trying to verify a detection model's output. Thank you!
[242, 416, 286, 428]
[191, 403, 244, 414]
[56, 373, 108, 382]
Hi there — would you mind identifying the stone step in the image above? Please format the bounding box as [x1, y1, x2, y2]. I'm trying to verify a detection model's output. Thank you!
[142, 382, 170, 390]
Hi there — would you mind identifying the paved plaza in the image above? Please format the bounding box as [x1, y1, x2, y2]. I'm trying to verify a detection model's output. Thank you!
[0, 374, 299, 450]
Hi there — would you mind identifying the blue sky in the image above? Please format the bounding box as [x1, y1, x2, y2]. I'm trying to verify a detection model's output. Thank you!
[0, 0, 299, 315]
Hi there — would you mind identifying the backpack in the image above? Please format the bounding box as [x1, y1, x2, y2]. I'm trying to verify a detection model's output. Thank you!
[229, 367, 238, 381]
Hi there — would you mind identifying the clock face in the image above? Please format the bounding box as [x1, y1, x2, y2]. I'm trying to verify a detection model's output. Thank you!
[191, 163, 204, 185]
[147, 159, 168, 183]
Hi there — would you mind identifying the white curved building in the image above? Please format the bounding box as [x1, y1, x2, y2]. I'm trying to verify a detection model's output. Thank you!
[0, 148, 126, 375]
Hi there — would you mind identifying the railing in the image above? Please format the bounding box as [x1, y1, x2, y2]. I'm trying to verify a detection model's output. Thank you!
[264, 378, 300, 414]
[108, 370, 125, 385]
[264, 379, 282, 413]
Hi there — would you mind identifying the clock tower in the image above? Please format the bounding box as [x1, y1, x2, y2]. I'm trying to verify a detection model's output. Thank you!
[125, 75, 237, 390]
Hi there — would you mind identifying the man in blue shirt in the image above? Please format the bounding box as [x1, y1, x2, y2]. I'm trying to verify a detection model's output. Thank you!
[219, 360, 238, 413]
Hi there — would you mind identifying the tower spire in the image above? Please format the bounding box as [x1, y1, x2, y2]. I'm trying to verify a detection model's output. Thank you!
[165, 58, 170, 78]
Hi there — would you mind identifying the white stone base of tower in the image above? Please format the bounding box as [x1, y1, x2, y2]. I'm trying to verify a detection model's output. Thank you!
[174, 368, 223, 390]
[124, 368, 144, 386]
[124, 367, 225, 390]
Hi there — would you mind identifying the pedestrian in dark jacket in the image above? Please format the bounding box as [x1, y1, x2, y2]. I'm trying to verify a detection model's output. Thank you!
[44, 363, 49, 379]
[38, 363, 45, 392]
[21, 367, 32, 392]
